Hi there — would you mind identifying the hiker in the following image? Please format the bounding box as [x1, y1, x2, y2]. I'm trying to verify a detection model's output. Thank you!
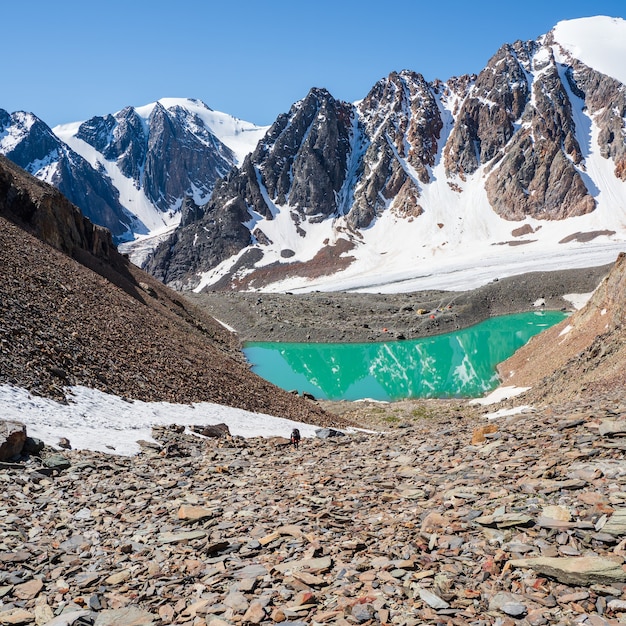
[291, 428, 301, 449]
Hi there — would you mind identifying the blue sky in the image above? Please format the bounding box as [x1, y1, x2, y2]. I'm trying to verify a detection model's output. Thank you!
[3, 1, 626, 127]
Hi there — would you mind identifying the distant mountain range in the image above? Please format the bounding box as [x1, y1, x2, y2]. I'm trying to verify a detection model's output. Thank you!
[0, 99, 267, 249]
[2, 16, 626, 292]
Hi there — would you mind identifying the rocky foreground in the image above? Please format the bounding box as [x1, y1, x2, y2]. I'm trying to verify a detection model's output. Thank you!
[3, 392, 626, 626]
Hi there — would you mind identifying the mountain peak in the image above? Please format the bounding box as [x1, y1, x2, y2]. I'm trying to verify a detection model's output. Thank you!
[552, 15, 626, 84]
[2, 17, 625, 293]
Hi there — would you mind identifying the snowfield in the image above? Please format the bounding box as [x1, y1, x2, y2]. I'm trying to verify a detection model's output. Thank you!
[0, 385, 330, 457]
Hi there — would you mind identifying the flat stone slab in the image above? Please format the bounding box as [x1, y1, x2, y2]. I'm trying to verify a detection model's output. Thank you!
[509, 556, 626, 586]
[599, 420, 626, 437]
[273, 556, 332, 574]
[601, 508, 626, 537]
[157, 530, 207, 544]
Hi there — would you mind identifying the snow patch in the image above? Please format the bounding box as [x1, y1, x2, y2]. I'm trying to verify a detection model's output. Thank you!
[0, 385, 330, 457]
[559, 324, 573, 337]
[470, 386, 531, 406]
[563, 292, 594, 310]
[484, 405, 534, 420]
[214, 318, 237, 333]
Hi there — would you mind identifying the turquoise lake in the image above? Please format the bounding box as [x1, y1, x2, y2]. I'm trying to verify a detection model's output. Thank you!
[243, 311, 567, 401]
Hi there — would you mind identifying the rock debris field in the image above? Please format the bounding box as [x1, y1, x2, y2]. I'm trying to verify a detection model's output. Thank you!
[3, 393, 626, 625]
[187, 264, 611, 344]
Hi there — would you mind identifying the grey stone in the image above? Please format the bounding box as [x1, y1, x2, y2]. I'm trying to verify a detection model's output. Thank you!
[601, 508, 626, 537]
[418, 588, 450, 609]
[93, 606, 155, 625]
[509, 556, 626, 586]
[42, 453, 71, 470]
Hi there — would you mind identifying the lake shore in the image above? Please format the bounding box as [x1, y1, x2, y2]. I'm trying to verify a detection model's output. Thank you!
[186, 264, 612, 344]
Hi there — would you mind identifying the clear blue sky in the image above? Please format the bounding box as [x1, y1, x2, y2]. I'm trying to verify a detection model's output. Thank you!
[3, 1, 626, 127]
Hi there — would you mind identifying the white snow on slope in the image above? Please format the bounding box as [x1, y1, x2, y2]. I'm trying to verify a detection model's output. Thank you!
[53, 98, 269, 245]
[193, 16, 626, 295]
[553, 16, 626, 84]
[54, 121, 178, 236]
[0, 111, 35, 152]
[134, 98, 269, 165]
[1, 385, 329, 457]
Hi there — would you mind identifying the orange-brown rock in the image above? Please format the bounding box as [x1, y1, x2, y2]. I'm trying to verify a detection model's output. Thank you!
[471, 423, 499, 444]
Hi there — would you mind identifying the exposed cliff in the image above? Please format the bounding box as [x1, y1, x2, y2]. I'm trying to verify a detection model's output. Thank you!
[143, 20, 626, 292]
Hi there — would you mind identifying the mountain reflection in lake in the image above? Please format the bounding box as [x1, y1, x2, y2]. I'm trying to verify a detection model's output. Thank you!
[243, 311, 567, 401]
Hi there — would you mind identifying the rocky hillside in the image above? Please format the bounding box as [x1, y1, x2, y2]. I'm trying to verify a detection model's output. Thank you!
[0, 155, 345, 427]
[144, 17, 626, 292]
[499, 252, 626, 402]
[2, 388, 626, 625]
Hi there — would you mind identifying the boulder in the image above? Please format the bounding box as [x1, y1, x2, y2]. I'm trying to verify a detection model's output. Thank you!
[0, 420, 26, 461]
[23, 436, 45, 455]
[315, 428, 345, 439]
[191, 423, 231, 438]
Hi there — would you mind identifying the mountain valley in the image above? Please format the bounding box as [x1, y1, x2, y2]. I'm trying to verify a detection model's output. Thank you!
[1, 13, 626, 622]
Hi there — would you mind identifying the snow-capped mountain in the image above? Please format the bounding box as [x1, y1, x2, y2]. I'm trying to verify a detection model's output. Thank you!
[144, 16, 626, 293]
[0, 109, 137, 240]
[0, 99, 268, 249]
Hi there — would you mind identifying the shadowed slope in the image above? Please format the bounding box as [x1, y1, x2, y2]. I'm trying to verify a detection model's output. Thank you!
[0, 155, 348, 428]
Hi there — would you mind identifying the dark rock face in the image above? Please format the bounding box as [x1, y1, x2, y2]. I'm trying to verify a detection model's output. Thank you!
[144, 89, 356, 289]
[254, 88, 354, 218]
[0, 154, 119, 263]
[143, 157, 260, 289]
[483, 43, 594, 220]
[77, 102, 237, 215]
[444, 42, 533, 179]
[144, 103, 235, 212]
[179, 195, 203, 228]
[565, 59, 626, 181]
[0, 110, 133, 239]
[351, 71, 442, 227]
[76, 107, 147, 184]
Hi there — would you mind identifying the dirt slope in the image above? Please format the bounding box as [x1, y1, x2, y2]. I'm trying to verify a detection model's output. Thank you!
[498, 252, 626, 403]
[0, 156, 348, 428]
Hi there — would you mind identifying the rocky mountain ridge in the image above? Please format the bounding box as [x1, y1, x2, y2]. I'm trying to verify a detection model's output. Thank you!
[0, 109, 135, 240]
[0, 99, 267, 245]
[1, 17, 625, 293]
[144, 17, 626, 292]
